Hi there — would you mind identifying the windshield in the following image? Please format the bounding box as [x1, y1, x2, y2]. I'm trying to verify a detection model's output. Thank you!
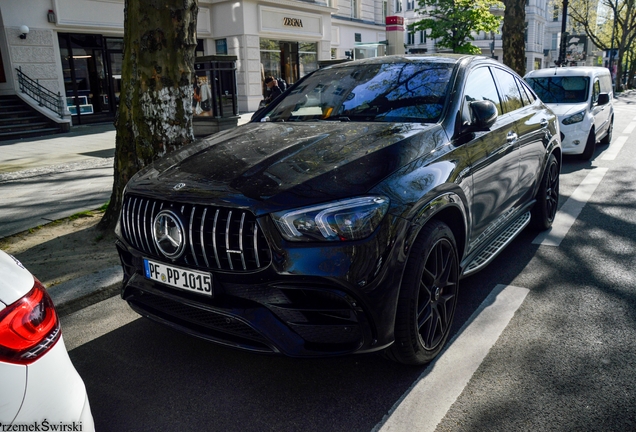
[525, 76, 590, 104]
[262, 61, 454, 123]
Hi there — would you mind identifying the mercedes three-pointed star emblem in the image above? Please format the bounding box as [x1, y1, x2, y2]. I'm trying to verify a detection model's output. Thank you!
[152, 210, 186, 259]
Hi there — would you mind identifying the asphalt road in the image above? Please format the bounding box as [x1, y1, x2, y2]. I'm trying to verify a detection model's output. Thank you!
[60, 95, 636, 431]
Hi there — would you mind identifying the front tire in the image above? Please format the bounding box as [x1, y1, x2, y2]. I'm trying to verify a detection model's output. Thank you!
[386, 221, 459, 366]
[581, 130, 596, 160]
[531, 153, 560, 230]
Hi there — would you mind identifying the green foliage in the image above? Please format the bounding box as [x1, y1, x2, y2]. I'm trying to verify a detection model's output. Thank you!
[410, 0, 503, 54]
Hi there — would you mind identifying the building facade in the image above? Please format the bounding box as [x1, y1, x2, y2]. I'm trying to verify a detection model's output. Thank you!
[0, 0, 387, 125]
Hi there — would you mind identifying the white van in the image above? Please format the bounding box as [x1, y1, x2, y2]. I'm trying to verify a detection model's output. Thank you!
[524, 67, 614, 160]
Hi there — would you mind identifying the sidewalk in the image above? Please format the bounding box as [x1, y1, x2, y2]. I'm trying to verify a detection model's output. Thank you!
[1, 113, 254, 315]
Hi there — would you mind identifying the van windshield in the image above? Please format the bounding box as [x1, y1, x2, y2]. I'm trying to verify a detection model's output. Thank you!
[525, 76, 590, 104]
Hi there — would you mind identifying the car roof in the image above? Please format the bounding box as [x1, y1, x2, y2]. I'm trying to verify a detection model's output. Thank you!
[325, 54, 492, 69]
[524, 67, 610, 79]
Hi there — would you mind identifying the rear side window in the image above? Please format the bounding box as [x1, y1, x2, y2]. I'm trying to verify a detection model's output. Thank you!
[491, 67, 524, 113]
[463, 67, 502, 123]
[517, 78, 536, 105]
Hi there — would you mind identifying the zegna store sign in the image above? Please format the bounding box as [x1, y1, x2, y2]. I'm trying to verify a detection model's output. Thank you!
[260, 5, 323, 37]
[283, 17, 303, 28]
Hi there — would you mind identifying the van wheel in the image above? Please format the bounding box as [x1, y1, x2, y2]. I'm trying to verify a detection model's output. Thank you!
[600, 117, 613, 145]
[580, 130, 596, 161]
[531, 153, 559, 230]
[385, 221, 459, 366]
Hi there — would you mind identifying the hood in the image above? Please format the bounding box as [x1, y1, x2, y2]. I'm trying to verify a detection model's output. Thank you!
[126, 121, 445, 215]
[544, 102, 589, 118]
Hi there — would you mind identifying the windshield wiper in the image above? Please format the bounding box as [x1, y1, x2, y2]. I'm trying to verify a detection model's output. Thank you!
[323, 116, 350, 122]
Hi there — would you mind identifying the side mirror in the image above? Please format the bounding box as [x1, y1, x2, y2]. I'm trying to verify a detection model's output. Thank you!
[465, 100, 498, 132]
[597, 93, 610, 106]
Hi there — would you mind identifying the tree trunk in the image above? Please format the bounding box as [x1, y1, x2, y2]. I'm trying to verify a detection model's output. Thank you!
[98, 0, 198, 231]
[502, 0, 526, 76]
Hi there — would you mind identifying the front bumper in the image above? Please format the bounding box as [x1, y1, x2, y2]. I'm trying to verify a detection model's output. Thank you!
[559, 122, 590, 155]
[116, 215, 408, 358]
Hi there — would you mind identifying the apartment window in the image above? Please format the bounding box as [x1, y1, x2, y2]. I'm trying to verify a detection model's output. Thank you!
[553, 5, 559, 21]
[524, 23, 528, 43]
[351, 0, 359, 18]
[395, 0, 402, 12]
[407, 0, 415, 10]
[383, 1, 388, 21]
[551, 33, 558, 50]
[407, 32, 415, 44]
[355, 33, 362, 43]
[420, 31, 426, 44]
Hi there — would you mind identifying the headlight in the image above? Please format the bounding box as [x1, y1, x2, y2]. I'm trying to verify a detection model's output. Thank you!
[272, 196, 390, 242]
[562, 110, 585, 125]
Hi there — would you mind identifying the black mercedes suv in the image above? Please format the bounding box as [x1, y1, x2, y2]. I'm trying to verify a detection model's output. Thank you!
[115, 55, 561, 365]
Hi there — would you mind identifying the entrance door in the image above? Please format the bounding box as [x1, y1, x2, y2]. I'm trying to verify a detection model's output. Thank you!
[58, 33, 114, 124]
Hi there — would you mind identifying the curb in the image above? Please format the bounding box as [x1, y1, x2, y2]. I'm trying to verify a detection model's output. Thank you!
[48, 266, 123, 317]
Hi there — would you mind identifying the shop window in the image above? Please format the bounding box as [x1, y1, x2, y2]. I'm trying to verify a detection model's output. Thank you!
[215, 39, 227, 55]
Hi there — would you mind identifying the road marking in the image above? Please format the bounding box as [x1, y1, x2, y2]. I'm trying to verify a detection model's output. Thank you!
[602, 135, 628, 161]
[374, 284, 530, 432]
[622, 122, 636, 134]
[532, 167, 608, 246]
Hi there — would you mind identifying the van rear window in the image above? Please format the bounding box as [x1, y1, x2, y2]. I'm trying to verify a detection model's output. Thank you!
[525, 76, 590, 103]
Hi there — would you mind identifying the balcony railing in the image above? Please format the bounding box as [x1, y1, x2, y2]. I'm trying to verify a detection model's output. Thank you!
[16, 67, 64, 118]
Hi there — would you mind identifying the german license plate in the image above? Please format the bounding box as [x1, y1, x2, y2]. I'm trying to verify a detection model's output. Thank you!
[143, 258, 212, 296]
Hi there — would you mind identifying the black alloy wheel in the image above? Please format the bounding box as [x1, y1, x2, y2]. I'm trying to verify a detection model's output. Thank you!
[386, 220, 459, 366]
[531, 153, 560, 230]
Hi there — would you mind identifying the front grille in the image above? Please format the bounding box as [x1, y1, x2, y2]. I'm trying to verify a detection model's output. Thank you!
[121, 194, 271, 272]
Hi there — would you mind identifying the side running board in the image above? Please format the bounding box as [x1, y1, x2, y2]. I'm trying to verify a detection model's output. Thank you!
[463, 211, 531, 277]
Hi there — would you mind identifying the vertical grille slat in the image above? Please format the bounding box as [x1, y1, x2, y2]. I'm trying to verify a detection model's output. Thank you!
[142, 200, 152, 253]
[212, 209, 221, 268]
[200, 208, 210, 268]
[120, 195, 270, 272]
[253, 223, 261, 268]
[135, 198, 144, 251]
[130, 198, 140, 249]
[225, 210, 234, 271]
[150, 201, 160, 256]
[189, 206, 199, 267]
[239, 212, 246, 270]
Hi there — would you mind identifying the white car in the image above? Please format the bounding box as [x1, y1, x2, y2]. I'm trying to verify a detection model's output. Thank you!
[525, 66, 614, 160]
[0, 250, 94, 430]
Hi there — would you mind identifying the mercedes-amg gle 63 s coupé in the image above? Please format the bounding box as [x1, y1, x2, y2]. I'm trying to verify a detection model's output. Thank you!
[115, 55, 561, 365]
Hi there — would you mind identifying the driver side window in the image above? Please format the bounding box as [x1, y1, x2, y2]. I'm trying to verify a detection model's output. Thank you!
[462, 67, 502, 126]
[592, 79, 600, 105]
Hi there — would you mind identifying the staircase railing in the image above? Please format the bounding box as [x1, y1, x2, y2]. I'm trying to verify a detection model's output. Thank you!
[16, 67, 64, 118]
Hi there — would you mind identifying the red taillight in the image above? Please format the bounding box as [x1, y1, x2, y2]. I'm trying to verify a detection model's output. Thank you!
[0, 278, 60, 365]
